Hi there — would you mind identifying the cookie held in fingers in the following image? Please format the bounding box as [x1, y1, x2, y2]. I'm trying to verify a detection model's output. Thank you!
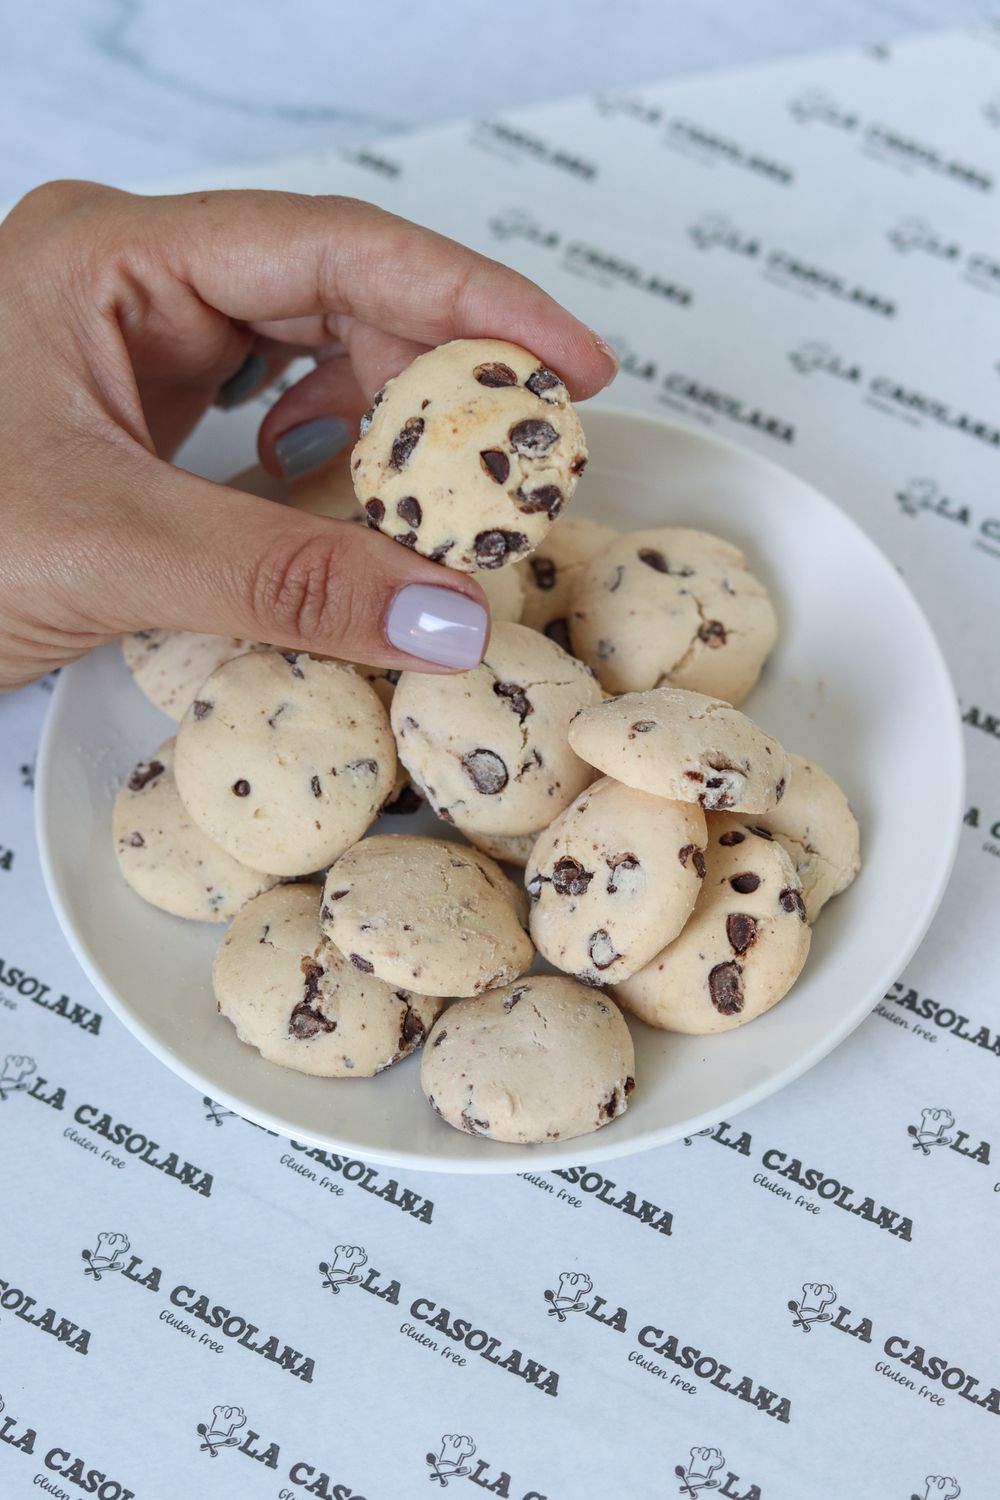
[568, 686, 790, 813]
[113, 738, 276, 922]
[421, 976, 635, 1143]
[526, 777, 708, 984]
[174, 651, 396, 877]
[122, 630, 267, 721]
[612, 814, 811, 1033]
[213, 884, 442, 1076]
[351, 339, 588, 571]
[568, 527, 777, 702]
[321, 835, 533, 998]
[392, 622, 603, 836]
[517, 514, 619, 642]
[744, 752, 860, 921]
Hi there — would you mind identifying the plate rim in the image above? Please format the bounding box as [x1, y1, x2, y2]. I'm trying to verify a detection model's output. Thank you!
[35, 406, 965, 1174]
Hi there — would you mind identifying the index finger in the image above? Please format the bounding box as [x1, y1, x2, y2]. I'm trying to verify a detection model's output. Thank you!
[147, 189, 618, 399]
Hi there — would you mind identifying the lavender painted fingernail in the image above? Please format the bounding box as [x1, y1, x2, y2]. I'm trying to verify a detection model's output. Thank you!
[216, 353, 268, 409]
[386, 585, 488, 669]
[275, 416, 353, 478]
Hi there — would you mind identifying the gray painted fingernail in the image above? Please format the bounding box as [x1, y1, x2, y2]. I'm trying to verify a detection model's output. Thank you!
[386, 585, 488, 669]
[275, 416, 353, 479]
[216, 353, 269, 409]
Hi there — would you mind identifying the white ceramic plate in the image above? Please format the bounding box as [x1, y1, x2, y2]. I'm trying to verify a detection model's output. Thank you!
[36, 409, 963, 1173]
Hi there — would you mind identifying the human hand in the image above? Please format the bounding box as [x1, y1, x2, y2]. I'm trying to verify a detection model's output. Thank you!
[0, 181, 615, 691]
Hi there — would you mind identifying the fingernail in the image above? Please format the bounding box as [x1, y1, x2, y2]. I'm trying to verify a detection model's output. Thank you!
[275, 416, 353, 479]
[589, 329, 620, 376]
[386, 584, 488, 669]
[216, 352, 269, 409]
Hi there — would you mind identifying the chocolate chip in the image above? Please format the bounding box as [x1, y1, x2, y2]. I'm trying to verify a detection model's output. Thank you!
[529, 556, 556, 591]
[779, 887, 808, 921]
[509, 418, 558, 456]
[127, 831, 144, 847]
[678, 844, 694, 867]
[347, 758, 378, 776]
[775, 777, 787, 802]
[267, 704, 287, 728]
[704, 752, 743, 773]
[730, 872, 761, 893]
[473, 529, 529, 568]
[515, 483, 564, 517]
[630, 719, 656, 735]
[543, 618, 572, 652]
[429, 541, 454, 563]
[349, 953, 374, 972]
[709, 960, 744, 1014]
[389, 416, 424, 469]
[719, 830, 746, 846]
[192, 700, 213, 719]
[382, 783, 423, 816]
[624, 1076, 635, 1096]
[638, 547, 669, 572]
[699, 787, 734, 811]
[432, 1029, 448, 1047]
[697, 620, 728, 647]
[365, 498, 385, 524]
[232, 779, 250, 797]
[393, 531, 418, 548]
[474, 361, 517, 387]
[726, 913, 758, 954]
[462, 749, 509, 795]
[435, 805, 456, 825]
[600, 1089, 620, 1120]
[127, 760, 164, 792]
[693, 849, 707, 878]
[503, 986, 527, 1011]
[684, 770, 705, 783]
[327, 888, 349, 901]
[288, 1000, 336, 1039]
[606, 852, 639, 893]
[525, 366, 561, 397]
[359, 387, 385, 435]
[596, 638, 615, 659]
[552, 856, 593, 896]
[492, 681, 533, 720]
[311, 774, 322, 798]
[397, 496, 422, 527]
[608, 565, 625, 592]
[480, 449, 510, 484]
[461, 1111, 491, 1136]
[570, 454, 587, 476]
[400, 1004, 425, 1048]
[282, 650, 305, 678]
[748, 824, 774, 840]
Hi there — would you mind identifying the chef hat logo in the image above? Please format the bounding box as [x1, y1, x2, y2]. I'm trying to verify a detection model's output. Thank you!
[688, 213, 733, 250]
[922, 1479, 960, 1500]
[788, 86, 837, 122]
[685, 1446, 725, 1482]
[888, 217, 933, 253]
[896, 477, 939, 515]
[918, 1107, 954, 1140]
[331, 1244, 367, 1275]
[426, 1433, 476, 1481]
[0, 1053, 35, 1087]
[209, 1406, 246, 1441]
[789, 340, 833, 375]
[799, 1282, 835, 1318]
[94, 1231, 130, 1264]
[557, 1271, 592, 1306]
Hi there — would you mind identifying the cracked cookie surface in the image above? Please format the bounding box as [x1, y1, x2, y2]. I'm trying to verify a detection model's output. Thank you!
[612, 814, 811, 1033]
[350, 338, 587, 571]
[113, 738, 277, 922]
[391, 622, 603, 836]
[421, 975, 635, 1143]
[744, 752, 860, 921]
[320, 835, 533, 997]
[213, 883, 441, 1076]
[568, 527, 777, 702]
[174, 650, 396, 877]
[525, 776, 707, 984]
[568, 686, 790, 814]
[517, 513, 619, 643]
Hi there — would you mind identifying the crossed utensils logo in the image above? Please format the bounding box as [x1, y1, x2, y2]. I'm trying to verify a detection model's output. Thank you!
[543, 1271, 594, 1321]
[203, 1096, 236, 1126]
[788, 340, 839, 376]
[0, 1054, 35, 1102]
[887, 217, 953, 256]
[683, 1127, 715, 1146]
[787, 1281, 836, 1332]
[81, 1231, 130, 1281]
[908, 1107, 955, 1154]
[674, 1447, 726, 1496]
[687, 213, 735, 251]
[319, 1244, 368, 1294]
[426, 1433, 476, 1486]
[913, 1480, 960, 1500]
[197, 1405, 246, 1458]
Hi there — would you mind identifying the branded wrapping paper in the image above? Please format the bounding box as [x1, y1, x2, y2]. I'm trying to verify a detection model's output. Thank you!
[2, 26, 999, 1500]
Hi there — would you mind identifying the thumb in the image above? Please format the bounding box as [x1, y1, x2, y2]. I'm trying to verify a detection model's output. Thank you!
[129, 454, 490, 672]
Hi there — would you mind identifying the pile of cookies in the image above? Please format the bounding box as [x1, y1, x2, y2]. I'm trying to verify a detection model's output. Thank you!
[113, 338, 860, 1147]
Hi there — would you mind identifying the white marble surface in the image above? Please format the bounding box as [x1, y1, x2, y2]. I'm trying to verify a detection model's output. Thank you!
[2, 0, 995, 200]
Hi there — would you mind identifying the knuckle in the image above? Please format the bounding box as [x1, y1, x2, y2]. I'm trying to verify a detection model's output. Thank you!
[251, 531, 364, 648]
